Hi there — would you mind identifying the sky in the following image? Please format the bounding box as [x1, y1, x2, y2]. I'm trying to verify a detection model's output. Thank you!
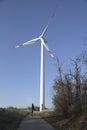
[0, 0, 87, 108]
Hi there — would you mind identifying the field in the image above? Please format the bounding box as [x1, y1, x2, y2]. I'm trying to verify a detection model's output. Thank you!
[40, 110, 87, 130]
[0, 108, 87, 130]
[0, 107, 29, 130]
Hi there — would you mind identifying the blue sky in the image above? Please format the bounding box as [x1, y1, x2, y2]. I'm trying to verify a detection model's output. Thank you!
[0, 0, 87, 108]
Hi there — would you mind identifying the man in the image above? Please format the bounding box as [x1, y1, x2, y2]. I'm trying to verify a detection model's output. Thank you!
[31, 103, 34, 116]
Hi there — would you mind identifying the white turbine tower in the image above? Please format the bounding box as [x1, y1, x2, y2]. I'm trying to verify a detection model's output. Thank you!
[14, 19, 56, 111]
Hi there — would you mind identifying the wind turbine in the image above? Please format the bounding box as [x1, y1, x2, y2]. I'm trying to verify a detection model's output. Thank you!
[14, 19, 56, 111]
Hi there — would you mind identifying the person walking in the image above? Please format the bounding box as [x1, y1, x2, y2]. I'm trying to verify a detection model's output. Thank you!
[31, 103, 34, 116]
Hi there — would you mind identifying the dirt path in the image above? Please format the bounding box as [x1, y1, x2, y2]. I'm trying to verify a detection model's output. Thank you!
[17, 111, 55, 130]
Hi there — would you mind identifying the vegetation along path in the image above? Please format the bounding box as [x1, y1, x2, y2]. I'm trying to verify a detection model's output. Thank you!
[17, 111, 55, 130]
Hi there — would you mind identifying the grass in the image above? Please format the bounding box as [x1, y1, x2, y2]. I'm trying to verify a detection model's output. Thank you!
[0, 107, 29, 130]
[40, 110, 87, 130]
[0, 107, 87, 130]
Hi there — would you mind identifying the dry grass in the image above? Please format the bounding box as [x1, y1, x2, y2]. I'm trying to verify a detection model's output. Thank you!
[0, 107, 30, 130]
[40, 110, 87, 130]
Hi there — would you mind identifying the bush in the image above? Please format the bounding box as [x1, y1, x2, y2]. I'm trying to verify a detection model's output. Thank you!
[82, 104, 87, 113]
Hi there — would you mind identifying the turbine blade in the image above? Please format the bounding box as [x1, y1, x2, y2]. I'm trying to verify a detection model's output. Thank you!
[40, 6, 57, 38]
[14, 37, 39, 48]
[40, 24, 49, 38]
[41, 38, 56, 60]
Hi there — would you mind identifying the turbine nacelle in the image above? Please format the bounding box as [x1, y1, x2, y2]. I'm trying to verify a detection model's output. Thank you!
[14, 29, 56, 60]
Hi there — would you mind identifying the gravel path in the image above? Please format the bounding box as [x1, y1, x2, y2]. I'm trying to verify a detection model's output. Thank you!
[17, 112, 55, 130]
